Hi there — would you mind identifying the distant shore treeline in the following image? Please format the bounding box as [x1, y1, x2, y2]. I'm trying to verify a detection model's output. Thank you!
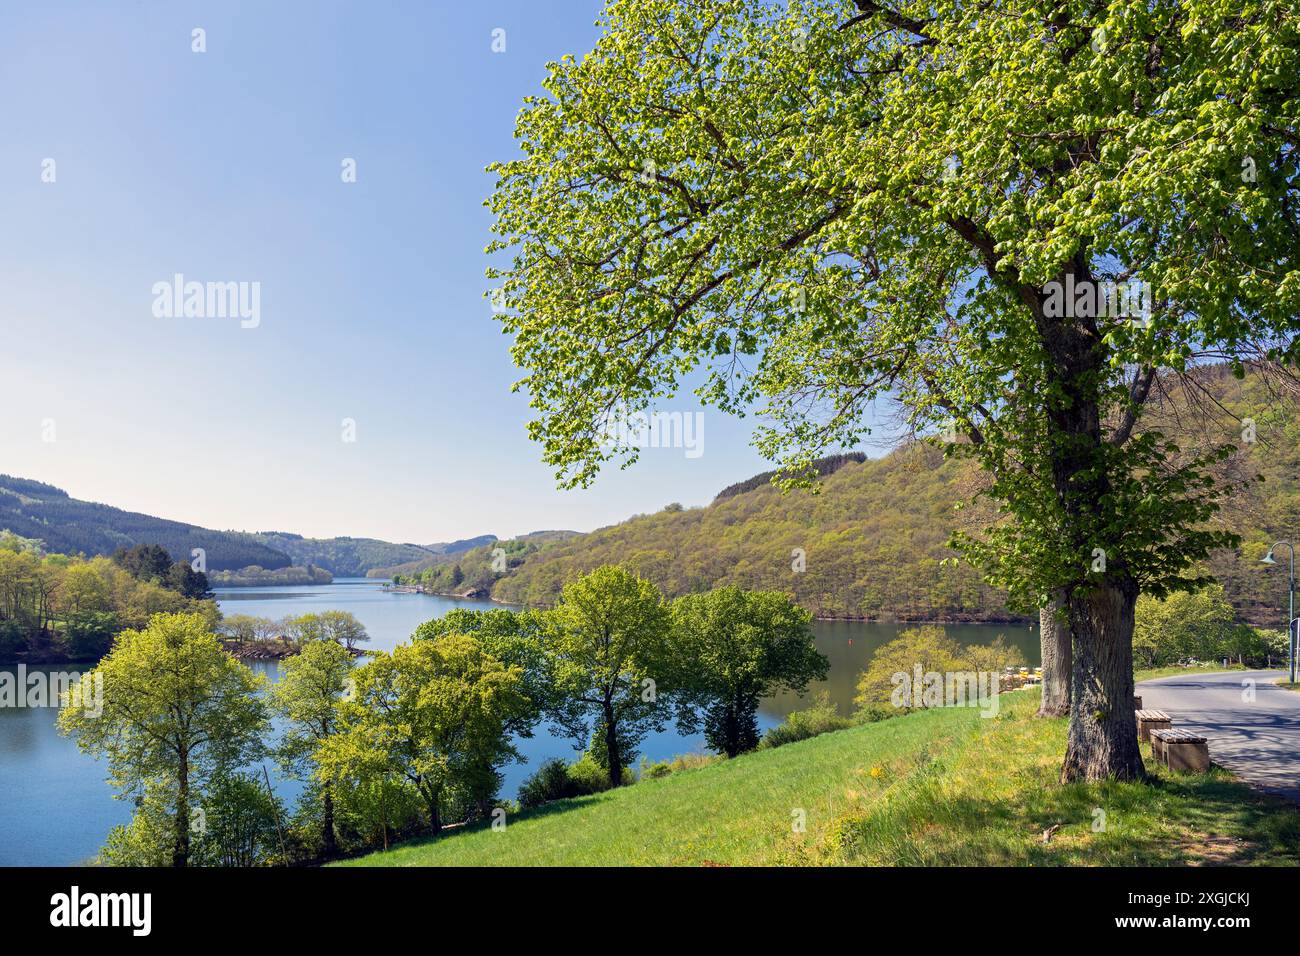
[208, 565, 333, 587]
[0, 473, 454, 576]
[0, 536, 217, 664]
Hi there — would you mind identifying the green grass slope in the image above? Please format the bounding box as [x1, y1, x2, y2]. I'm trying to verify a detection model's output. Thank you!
[336, 690, 1299, 867]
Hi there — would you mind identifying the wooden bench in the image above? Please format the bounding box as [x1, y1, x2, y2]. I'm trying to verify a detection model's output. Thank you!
[1151, 729, 1210, 773]
[1135, 709, 1172, 742]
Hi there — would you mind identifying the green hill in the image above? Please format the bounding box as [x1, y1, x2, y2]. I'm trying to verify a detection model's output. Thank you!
[248, 532, 444, 578]
[364, 535, 502, 579]
[0, 475, 291, 572]
[336, 689, 1299, 867]
[0, 475, 483, 577]
[390, 531, 582, 596]
[404, 366, 1300, 625]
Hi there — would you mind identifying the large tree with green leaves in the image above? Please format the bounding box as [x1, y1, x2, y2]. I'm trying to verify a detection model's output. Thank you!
[669, 587, 827, 756]
[412, 608, 552, 814]
[269, 637, 354, 856]
[543, 565, 674, 786]
[315, 634, 528, 834]
[57, 612, 268, 866]
[413, 607, 553, 724]
[487, 0, 1299, 779]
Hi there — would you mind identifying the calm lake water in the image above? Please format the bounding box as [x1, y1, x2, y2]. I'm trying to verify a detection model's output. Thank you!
[0, 578, 1035, 866]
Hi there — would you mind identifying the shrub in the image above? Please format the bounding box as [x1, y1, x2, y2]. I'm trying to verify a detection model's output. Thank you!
[64, 611, 119, 660]
[567, 752, 634, 791]
[517, 758, 573, 809]
[0, 619, 25, 658]
[638, 752, 718, 779]
[760, 693, 853, 749]
[854, 626, 966, 710]
[854, 627, 1025, 715]
[517, 753, 632, 809]
[854, 704, 897, 724]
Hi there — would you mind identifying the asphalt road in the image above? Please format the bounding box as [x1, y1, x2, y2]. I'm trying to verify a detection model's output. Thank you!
[1137, 669, 1300, 802]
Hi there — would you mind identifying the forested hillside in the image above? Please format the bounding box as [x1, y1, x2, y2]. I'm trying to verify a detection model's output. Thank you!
[248, 532, 444, 577]
[408, 368, 1300, 625]
[0, 476, 291, 572]
[391, 531, 581, 596]
[0, 477, 484, 577]
[364, 534, 500, 579]
[489, 449, 1009, 620]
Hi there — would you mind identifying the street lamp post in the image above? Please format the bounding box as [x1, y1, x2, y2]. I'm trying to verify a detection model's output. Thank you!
[1261, 541, 1296, 683]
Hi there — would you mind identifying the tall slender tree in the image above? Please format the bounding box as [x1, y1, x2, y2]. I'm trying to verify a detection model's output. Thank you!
[269, 638, 354, 856]
[57, 612, 267, 866]
[544, 566, 673, 786]
[669, 587, 827, 756]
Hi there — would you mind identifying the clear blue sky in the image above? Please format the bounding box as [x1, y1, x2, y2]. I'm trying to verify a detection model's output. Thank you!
[0, 1, 879, 544]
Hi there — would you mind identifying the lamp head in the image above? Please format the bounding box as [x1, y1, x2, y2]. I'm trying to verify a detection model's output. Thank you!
[1262, 549, 1277, 565]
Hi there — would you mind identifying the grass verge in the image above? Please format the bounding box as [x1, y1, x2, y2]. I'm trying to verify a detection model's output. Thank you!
[335, 689, 1299, 867]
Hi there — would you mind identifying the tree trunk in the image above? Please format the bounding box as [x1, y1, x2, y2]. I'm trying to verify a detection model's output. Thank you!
[602, 702, 623, 788]
[426, 786, 442, 835]
[1033, 264, 1145, 781]
[173, 748, 190, 868]
[1060, 582, 1145, 782]
[322, 787, 337, 857]
[1037, 591, 1071, 717]
[723, 704, 739, 758]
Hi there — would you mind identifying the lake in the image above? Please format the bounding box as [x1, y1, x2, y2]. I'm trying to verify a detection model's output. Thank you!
[0, 578, 1036, 865]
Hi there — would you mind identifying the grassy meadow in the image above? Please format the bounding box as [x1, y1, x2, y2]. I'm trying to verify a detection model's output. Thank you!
[337, 689, 1300, 867]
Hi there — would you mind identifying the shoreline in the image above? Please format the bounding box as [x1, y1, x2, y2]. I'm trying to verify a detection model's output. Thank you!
[220, 640, 368, 662]
[381, 584, 1037, 626]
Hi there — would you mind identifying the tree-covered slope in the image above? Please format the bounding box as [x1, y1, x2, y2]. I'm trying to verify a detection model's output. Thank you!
[391, 531, 582, 596]
[489, 447, 1007, 619]
[0, 476, 291, 572]
[364, 534, 501, 579]
[248, 532, 444, 577]
[437, 368, 1300, 625]
[0, 476, 487, 577]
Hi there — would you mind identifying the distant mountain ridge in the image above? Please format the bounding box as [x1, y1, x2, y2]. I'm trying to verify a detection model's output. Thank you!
[0, 475, 291, 572]
[0, 475, 489, 576]
[366, 531, 573, 579]
[245, 532, 436, 577]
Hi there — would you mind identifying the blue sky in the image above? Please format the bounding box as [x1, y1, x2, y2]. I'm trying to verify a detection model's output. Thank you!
[0, 1, 880, 544]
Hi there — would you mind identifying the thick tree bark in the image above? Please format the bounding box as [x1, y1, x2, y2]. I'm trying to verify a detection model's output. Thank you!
[1037, 591, 1071, 717]
[322, 787, 337, 856]
[173, 748, 190, 868]
[602, 701, 623, 788]
[1037, 261, 1144, 781]
[722, 704, 740, 758]
[1060, 582, 1145, 781]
